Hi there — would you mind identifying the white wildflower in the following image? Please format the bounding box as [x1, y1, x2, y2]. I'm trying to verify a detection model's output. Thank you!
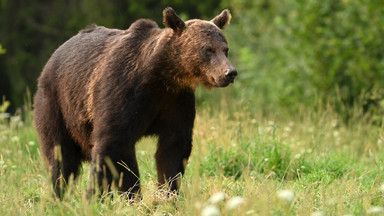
[310, 211, 323, 216]
[333, 131, 340, 138]
[331, 120, 338, 128]
[11, 136, 19, 142]
[208, 192, 226, 204]
[11, 115, 21, 123]
[377, 138, 383, 145]
[137, 150, 146, 156]
[0, 113, 10, 119]
[28, 141, 36, 146]
[201, 205, 220, 216]
[245, 210, 256, 215]
[226, 196, 245, 210]
[367, 206, 384, 214]
[379, 183, 384, 193]
[277, 189, 295, 203]
[195, 201, 202, 209]
[284, 126, 292, 132]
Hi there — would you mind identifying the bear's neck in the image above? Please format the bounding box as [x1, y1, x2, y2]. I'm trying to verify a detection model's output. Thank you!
[147, 31, 197, 94]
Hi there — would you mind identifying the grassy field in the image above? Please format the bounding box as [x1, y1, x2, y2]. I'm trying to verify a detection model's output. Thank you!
[1, 91, 384, 216]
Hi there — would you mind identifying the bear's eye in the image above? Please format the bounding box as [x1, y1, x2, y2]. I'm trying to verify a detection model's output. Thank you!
[205, 47, 215, 56]
[224, 48, 229, 57]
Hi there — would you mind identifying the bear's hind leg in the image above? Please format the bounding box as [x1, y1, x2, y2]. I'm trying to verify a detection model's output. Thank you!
[49, 136, 84, 198]
[34, 96, 83, 199]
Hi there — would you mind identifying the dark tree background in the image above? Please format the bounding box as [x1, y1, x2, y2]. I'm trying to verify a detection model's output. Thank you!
[0, 0, 221, 110]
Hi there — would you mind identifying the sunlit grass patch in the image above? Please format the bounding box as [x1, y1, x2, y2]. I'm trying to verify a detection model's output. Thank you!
[1, 95, 384, 215]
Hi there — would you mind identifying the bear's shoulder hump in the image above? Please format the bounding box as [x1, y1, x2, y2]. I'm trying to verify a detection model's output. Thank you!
[128, 19, 159, 32]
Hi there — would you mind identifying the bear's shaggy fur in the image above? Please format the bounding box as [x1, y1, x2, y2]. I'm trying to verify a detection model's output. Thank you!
[34, 7, 236, 199]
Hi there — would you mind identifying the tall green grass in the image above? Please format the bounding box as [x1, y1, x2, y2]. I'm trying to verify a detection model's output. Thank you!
[1, 92, 384, 215]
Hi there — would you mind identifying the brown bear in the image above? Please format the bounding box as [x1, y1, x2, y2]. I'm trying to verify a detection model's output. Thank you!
[34, 7, 236, 199]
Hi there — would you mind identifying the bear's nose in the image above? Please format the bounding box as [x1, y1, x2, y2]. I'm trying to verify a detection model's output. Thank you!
[225, 68, 237, 83]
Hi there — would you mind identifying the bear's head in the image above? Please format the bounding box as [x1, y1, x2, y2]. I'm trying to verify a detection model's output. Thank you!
[163, 7, 237, 89]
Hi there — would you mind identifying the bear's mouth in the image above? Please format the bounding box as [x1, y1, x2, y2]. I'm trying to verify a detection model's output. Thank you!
[211, 76, 231, 88]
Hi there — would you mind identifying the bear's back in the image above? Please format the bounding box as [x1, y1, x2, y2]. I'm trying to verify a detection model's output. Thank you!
[48, 20, 160, 78]
[42, 25, 123, 80]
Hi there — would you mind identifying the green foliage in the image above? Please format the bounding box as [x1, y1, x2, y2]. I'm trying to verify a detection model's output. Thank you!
[223, 0, 384, 118]
[200, 125, 353, 184]
[201, 144, 246, 179]
[0, 44, 5, 54]
[0, 98, 10, 113]
[200, 138, 351, 184]
[301, 153, 350, 184]
[256, 140, 294, 179]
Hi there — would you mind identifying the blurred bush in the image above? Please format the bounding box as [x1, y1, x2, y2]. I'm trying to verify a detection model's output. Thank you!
[222, 0, 384, 120]
[0, 44, 5, 55]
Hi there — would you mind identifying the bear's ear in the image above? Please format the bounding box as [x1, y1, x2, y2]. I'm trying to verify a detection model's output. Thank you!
[211, 9, 231, 29]
[163, 7, 185, 35]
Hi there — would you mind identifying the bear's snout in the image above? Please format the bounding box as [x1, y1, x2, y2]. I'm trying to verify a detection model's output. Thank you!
[225, 68, 237, 84]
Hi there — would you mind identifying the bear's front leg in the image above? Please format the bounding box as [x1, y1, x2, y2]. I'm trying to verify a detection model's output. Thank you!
[87, 88, 164, 199]
[88, 145, 140, 199]
[155, 92, 195, 193]
[155, 133, 192, 192]
[87, 121, 141, 200]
